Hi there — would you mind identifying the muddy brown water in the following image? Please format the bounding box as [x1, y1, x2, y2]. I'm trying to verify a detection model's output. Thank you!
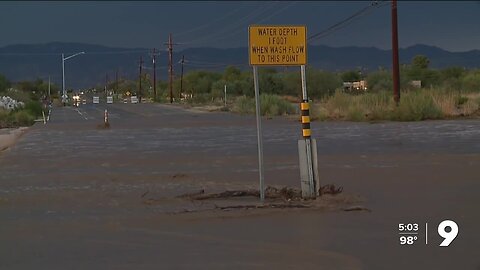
[0, 103, 479, 269]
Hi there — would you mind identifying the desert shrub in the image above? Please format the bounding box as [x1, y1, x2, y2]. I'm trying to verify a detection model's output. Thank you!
[24, 101, 43, 117]
[0, 108, 10, 128]
[389, 91, 443, 121]
[11, 110, 35, 126]
[232, 96, 255, 115]
[232, 94, 295, 116]
[4, 88, 31, 103]
[260, 94, 295, 116]
[311, 89, 462, 121]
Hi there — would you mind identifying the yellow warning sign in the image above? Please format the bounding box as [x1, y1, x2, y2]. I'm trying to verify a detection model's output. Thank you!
[249, 25, 307, 66]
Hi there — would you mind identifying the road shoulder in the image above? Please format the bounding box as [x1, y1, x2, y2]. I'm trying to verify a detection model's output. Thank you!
[0, 127, 28, 152]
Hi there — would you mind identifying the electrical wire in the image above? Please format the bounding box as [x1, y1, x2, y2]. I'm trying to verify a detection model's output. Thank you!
[179, 1, 280, 46]
[174, 4, 248, 38]
[308, 1, 388, 43]
[0, 49, 152, 56]
[198, 1, 298, 44]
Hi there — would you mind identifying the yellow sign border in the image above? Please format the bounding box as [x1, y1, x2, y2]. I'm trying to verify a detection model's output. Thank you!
[248, 25, 307, 66]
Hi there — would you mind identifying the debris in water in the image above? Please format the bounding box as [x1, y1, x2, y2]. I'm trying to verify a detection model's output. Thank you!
[320, 184, 343, 195]
[172, 173, 188, 179]
[342, 206, 371, 212]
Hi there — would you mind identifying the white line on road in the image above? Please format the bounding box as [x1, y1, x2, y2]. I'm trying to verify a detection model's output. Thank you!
[74, 108, 89, 120]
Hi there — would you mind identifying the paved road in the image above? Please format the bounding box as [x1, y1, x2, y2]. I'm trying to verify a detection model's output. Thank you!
[0, 103, 479, 269]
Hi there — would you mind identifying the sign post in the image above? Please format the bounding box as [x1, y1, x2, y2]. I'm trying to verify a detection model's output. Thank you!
[224, 84, 227, 108]
[252, 66, 265, 201]
[249, 25, 319, 200]
[298, 65, 320, 198]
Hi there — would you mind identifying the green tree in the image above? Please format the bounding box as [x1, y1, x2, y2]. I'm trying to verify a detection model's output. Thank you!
[282, 71, 301, 97]
[461, 70, 480, 92]
[258, 68, 284, 95]
[211, 79, 227, 100]
[412, 55, 430, 69]
[183, 70, 222, 95]
[366, 70, 392, 92]
[404, 55, 439, 88]
[237, 71, 254, 96]
[0, 74, 10, 92]
[441, 67, 465, 79]
[341, 70, 361, 82]
[117, 79, 137, 96]
[223, 66, 242, 82]
[307, 69, 342, 99]
[439, 67, 465, 90]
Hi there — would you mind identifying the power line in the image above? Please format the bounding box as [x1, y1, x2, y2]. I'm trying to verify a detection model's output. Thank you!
[174, 4, 248, 38]
[308, 1, 388, 43]
[179, 1, 279, 46]
[183, 60, 248, 69]
[197, 1, 298, 45]
[0, 52, 60, 56]
[0, 50, 151, 56]
[84, 50, 151, 55]
[255, 1, 297, 25]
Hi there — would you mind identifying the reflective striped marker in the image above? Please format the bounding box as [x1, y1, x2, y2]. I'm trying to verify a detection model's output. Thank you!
[301, 101, 311, 138]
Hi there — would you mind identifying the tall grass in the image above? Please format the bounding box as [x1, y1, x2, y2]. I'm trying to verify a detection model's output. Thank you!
[0, 98, 43, 128]
[392, 91, 443, 121]
[232, 94, 295, 116]
[0, 109, 35, 128]
[312, 88, 479, 121]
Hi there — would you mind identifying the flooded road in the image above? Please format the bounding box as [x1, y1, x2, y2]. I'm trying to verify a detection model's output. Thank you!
[0, 103, 479, 269]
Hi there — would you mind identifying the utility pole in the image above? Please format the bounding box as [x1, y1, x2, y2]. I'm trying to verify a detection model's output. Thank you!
[391, 0, 400, 105]
[48, 76, 51, 100]
[152, 48, 157, 102]
[163, 34, 182, 103]
[166, 33, 174, 103]
[105, 73, 109, 96]
[139, 56, 143, 102]
[115, 69, 119, 95]
[180, 55, 185, 95]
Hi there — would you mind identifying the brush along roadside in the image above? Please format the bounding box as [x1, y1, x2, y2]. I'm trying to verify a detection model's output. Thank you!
[143, 185, 370, 214]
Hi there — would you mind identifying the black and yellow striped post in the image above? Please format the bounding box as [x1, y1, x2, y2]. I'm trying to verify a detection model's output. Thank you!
[298, 65, 319, 199]
[301, 101, 311, 138]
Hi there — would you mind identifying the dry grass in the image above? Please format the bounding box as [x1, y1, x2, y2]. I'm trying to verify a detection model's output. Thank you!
[311, 89, 480, 121]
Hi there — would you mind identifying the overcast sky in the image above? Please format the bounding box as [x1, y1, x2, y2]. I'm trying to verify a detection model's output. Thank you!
[0, 1, 479, 52]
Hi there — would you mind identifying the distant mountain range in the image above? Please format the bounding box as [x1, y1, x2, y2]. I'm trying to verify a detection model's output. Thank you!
[1, 42, 479, 89]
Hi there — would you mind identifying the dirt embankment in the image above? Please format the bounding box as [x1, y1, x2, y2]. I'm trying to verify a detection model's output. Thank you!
[0, 127, 28, 152]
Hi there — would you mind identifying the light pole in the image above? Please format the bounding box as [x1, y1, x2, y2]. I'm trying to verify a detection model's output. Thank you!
[62, 51, 85, 106]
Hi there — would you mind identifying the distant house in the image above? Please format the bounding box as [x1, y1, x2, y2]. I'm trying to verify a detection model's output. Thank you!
[343, 80, 368, 93]
[180, 93, 193, 100]
[409, 80, 422, 88]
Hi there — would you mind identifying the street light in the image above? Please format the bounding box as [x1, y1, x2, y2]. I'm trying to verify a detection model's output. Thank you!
[62, 51, 85, 105]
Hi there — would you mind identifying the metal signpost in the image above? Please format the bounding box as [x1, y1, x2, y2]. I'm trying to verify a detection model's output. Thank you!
[248, 25, 319, 200]
[252, 66, 265, 201]
[224, 84, 227, 107]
